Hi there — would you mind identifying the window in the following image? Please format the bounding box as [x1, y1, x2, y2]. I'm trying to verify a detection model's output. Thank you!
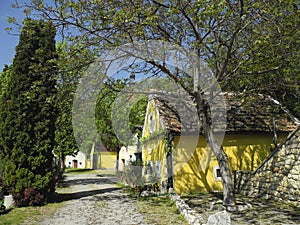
[149, 112, 154, 133]
[213, 166, 222, 181]
[155, 160, 161, 178]
[146, 160, 153, 175]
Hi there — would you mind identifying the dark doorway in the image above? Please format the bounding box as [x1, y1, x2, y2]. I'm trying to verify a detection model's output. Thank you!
[73, 160, 78, 168]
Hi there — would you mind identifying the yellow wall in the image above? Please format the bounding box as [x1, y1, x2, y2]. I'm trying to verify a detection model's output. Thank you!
[100, 152, 117, 169]
[142, 99, 164, 138]
[142, 139, 167, 183]
[86, 160, 91, 169]
[173, 134, 288, 194]
[86, 152, 117, 169]
[142, 98, 168, 183]
[141, 96, 289, 194]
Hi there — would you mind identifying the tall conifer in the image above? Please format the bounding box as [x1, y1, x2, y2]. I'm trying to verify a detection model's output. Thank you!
[0, 19, 57, 206]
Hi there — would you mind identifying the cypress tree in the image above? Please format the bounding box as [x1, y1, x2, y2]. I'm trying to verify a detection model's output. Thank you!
[0, 19, 58, 206]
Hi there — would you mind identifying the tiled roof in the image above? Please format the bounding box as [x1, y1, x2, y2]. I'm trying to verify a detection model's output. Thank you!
[225, 93, 297, 133]
[151, 92, 200, 134]
[150, 92, 298, 134]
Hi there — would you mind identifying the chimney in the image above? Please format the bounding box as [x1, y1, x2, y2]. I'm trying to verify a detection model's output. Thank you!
[130, 72, 135, 85]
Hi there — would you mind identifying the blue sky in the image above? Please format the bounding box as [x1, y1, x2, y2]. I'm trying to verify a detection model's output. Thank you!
[0, 1, 25, 71]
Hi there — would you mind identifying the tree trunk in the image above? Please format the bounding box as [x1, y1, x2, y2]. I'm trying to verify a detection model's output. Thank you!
[207, 129, 235, 206]
[58, 154, 65, 182]
[195, 92, 235, 206]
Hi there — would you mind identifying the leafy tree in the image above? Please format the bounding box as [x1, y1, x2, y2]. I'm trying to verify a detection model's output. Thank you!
[17, 0, 300, 205]
[0, 19, 58, 207]
[224, 0, 300, 118]
[54, 79, 77, 176]
[95, 78, 148, 151]
[95, 79, 125, 151]
[53, 41, 92, 174]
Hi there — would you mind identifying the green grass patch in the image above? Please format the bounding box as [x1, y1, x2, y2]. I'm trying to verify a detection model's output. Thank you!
[95, 169, 118, 176]
[136, 196, 189, 225]
[116, 184, 138, 195]
[180, 191, 209, 198]
[119, 184, 188, 224]
[65, 168, 95, 174]
[0, 202, 64, 225]
[65, 168, 117, 177]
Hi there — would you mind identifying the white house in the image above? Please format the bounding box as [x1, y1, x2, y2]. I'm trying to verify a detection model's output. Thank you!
[118, 145, 138, 171]
[65, 151, 86, 169]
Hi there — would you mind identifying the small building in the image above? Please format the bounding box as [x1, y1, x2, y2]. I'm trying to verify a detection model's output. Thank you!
[99, 151, 118, 169]
[86, 145, 118, 170]
[141, 92, 297, 194]
[118, 133, 141, 171]
[65, 151, 86, 169]
[119, 146, 137, 171]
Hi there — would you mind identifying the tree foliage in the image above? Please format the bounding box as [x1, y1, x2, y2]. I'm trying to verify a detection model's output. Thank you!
[95, 78, 147, 151]
[0, 19, 58, 207]
[54, 43, 85, 159]
[95, 79, 125, 151]
[53, 40, 96, 176]
[227, 1, 300, 118]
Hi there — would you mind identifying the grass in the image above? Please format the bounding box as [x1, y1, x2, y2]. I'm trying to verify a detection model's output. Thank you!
[0, 202, 64, 225]
[122, 186, 189, 225]
[136, 196, 189, 225]
[0, 170, 93, 224]
[65, 168, 117, 177]
[65, 168, 98, 174]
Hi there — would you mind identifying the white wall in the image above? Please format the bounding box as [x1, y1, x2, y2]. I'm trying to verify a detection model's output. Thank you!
[65, 151, 86, 169]
[118, 145, 138, 171]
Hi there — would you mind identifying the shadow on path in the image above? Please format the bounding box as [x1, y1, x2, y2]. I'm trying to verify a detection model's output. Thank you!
[49, 187, 121, 203]
[49, 171, 122, 203]
[59, 178, 116, 187]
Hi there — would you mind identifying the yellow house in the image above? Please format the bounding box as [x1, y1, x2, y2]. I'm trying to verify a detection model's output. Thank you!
[141, 92, 297, 194]
[86, 145, 117, 169]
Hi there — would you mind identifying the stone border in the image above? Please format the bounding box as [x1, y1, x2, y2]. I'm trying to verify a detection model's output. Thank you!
[169, 193, 205, 225]
[169, 193, 236, 225]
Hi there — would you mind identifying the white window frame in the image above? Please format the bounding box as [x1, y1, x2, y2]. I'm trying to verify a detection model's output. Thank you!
[213, 166, 222, 181]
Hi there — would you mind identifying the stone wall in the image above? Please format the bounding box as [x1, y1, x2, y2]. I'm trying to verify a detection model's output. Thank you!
[234, 126, 300, 205]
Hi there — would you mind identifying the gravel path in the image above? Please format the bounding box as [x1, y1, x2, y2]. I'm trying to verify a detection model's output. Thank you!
[22, 171, 299, 225]
[40, 172, 149, 225]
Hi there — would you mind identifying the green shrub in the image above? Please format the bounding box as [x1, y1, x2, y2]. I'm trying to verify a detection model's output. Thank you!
[0, 19, 58, 207]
